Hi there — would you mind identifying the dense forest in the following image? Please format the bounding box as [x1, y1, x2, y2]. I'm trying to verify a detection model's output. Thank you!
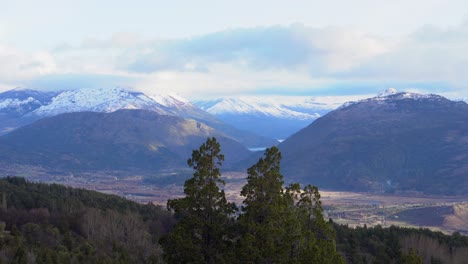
[0, 138, 467, 263]
[0, 176, 175, 263]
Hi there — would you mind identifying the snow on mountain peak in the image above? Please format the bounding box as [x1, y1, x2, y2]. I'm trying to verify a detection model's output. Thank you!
[338, 89, 447, 110]
[377, 88, 398, 97]
[196, 96, 321, 120]
[32, 87, 181, 117]
[147, 93, 190, 108]
[0, 97, 40, 109]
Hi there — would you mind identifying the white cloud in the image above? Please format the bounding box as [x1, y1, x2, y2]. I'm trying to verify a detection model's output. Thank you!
[1, 21, 468, 99]
[0, 45, 56, 84]
[335, 19, 468, 91]
[135, 63, 333, 98]
[287, 25, 394, 74]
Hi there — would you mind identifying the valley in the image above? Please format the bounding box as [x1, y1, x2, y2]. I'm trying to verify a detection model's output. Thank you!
[320, 191, 468, 235]
[3, 5, 468, 262]
[8, 163, 467, 235]
[1, 87, 467, 237]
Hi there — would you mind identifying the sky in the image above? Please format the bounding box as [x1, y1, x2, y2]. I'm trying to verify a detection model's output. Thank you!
[0, 0, 468, 100]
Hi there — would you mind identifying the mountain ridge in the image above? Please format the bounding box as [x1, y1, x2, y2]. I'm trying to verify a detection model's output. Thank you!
[195, 96, 333, 139]
[0, 87, 276, 147]
[279, 89, 468, 195]
[0, 109, 252, 174]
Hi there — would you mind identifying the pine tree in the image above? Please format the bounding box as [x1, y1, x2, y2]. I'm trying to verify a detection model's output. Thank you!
[160, 137, 237, 264]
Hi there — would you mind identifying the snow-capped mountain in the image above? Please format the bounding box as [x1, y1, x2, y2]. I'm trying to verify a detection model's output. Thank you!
[196, 97, 319, 120]
[279, 89, 468, 195]
[194, 96, 355, 139]
[0, 89, 57, 116]
[0, 87, 276, 147]
[27, 87, 224, 123]
[195, 96, 349, 118]
[338, 88, 447, 110]
[0, 87, 211, 119]
[32, 87, 170, 116]
[0, 87, 212, 119]
[0, 89, 59, 134]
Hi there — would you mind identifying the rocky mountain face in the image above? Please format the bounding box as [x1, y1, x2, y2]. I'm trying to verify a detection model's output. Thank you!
[0, 109, 251, 173]
[279, 89, 468, 195]
[0, 87, 276, 147]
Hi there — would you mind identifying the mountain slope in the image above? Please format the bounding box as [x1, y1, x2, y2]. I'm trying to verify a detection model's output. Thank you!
[0, 87, 276, 147]
[280, 90, 468, 195]
[0, 109, 251, 173]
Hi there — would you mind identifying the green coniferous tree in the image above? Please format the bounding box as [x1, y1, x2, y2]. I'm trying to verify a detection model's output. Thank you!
[237, 146, 301, 263]
[160, 137, 237, 264]
[237, 147, 344, 264]
[296, 184, 344, 263]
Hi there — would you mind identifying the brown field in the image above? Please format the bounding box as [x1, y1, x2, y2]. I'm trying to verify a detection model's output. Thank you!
[320, 190, 468, 234]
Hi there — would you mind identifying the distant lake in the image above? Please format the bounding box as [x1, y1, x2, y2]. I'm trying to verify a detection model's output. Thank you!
[248, 147, 267, 152]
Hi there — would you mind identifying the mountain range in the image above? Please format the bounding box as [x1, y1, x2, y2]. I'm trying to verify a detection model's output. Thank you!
[195, 96, 336, 139]
[1, 87, 467, 195]
[279, 88, 468, 195]
[0, 87, 360, 142]
[0, 87, 276, 148]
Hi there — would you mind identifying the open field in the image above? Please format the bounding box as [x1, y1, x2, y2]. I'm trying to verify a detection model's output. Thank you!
[320, 191, 468, 234]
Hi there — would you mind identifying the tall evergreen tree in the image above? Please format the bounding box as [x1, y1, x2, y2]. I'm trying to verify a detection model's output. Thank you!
[296, 184, 344, 263]
[160, 137, 237, 264]
[237, 146, 301, 263]
[236, 146, 344, 263]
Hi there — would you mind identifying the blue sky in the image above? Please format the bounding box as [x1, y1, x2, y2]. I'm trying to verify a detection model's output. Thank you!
[1, 0, 468, 99]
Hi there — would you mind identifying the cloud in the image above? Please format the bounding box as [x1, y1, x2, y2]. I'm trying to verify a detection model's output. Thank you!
[123, 25, 392, 75]
[0, 45, 56, 83]
[26, 73, 136, 91]
[124, 26, 311, 73]
[134, 63, 333, 98]
[1, 21, 468, 98]
[334, 19, 468, 95]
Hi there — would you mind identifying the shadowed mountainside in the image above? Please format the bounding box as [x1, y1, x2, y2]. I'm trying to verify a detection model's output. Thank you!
[0, 109, 251, 173]
[280, 91, 468, 195]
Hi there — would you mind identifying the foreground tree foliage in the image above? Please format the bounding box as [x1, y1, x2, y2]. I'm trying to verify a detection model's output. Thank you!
[237, 147, 344, 263]
[162, 139, 344, 263]
[237, 147, 298, 263]
[161, 137, 237, 263]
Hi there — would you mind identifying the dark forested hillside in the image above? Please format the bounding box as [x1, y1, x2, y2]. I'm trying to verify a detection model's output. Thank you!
[0, 177, 175, 263]
[334, 223, 468, 264]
